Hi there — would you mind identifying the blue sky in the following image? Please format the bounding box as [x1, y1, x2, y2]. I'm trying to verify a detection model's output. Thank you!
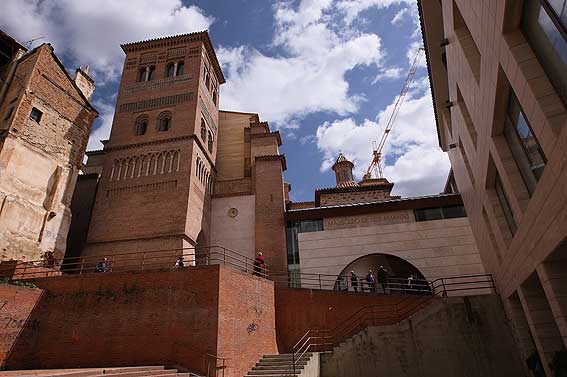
[1, 0, 450, 202]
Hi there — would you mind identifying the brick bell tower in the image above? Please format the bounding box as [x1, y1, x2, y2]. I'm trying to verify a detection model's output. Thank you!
[83, 32, 224, 260]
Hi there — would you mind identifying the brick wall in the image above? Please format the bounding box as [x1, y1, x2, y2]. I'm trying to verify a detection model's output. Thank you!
[0, 284, 43, 368]
[0, 265, 276, 376]
[274, 287, 428, 352]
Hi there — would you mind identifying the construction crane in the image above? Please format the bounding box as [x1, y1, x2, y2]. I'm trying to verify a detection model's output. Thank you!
[363, 47, 425, 180]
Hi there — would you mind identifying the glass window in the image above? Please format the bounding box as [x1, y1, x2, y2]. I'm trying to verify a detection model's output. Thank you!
[147, 66, 155, 81]
[176, 61, 184, 76]
[415, 207, 443, 221]
[495, 174, 518, 234]
[29, 107, 42, 123]
[166, 63, 175, 78]
[285, 219, 324, 267]
[504, 91, 547, 195]
[442, 205, 467, 219]
[522, 0, 567, 107]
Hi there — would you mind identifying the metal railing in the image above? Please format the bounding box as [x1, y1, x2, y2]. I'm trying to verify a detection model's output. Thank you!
[205, 353, 229, 377]
[282, 273, 495, 376]
[1, 246, 269, 280]
[272, 272, 495, 296]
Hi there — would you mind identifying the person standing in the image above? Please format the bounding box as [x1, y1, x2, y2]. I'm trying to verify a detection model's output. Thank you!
[366, 270, 376, 293]
[95, 257, 109, 273]
[253, 251, 265, 277]
[377, 266, 389, 294]
[350, 271, 359, 292]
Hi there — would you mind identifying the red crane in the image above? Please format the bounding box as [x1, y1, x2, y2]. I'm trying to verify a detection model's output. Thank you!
[363, 47, 425, 180]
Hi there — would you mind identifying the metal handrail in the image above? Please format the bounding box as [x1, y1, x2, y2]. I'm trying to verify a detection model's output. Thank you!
[2, 245, 269, 280]
[283, 273, 495, 376]
[205, 353, 229, 377]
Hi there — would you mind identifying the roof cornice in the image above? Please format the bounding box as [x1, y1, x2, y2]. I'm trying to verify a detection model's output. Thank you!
[121, 31, 225, 84]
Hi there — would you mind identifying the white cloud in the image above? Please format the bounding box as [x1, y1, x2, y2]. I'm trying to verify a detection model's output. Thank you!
[87, 100, 115, 151]
[391, 8, 408, 24]
[0, 0, 213, 83]
[315, 90, 450, 197]
[336, 0, 411, 24]
[218, 0, 383, 127]
[372, 66, 404, 83]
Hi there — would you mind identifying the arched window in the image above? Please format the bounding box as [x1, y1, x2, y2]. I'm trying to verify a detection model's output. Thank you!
[205, 66, 211, 88]
[157, 112, 171, 132]
[138, 67, 146, 82]
[166, 63, 175, 78]
[135, 117, 147, 136]
[212, 87, 217, 105]
[200, 119, 207, 141]
[147, 66, 155, 81]
[176, 61, 184, 76]
[207, 131, 213, 152]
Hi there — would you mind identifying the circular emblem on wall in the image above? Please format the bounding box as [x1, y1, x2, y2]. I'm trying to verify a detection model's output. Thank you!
[228, 208, 239, 218]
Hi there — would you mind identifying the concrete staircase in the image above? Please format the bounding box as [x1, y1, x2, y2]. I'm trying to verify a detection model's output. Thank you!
[0, 366, 195, 377]
[245, 353, 313, 377]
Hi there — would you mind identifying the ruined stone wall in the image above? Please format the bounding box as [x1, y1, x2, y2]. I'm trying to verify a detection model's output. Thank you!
[0, 45, 96, 262]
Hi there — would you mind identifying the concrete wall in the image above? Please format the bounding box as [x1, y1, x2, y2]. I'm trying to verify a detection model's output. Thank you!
[211, 195, 255, 258]
[0, 265, 277, 377]
[321, 295, 526, 377]
[298, 217, 485, 282]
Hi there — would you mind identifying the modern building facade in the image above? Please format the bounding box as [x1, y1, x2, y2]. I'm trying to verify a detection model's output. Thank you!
[285, 153, 486, 293]
[419, 0, 567, 373]
[0, 30, 98, 263]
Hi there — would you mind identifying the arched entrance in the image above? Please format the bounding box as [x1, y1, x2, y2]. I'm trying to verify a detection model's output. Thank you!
[195, 230, 208, 266]
[336, 253, 426, 292]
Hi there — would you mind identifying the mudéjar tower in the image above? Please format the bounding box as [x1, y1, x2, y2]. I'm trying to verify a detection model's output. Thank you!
[83, 32, 224, 259]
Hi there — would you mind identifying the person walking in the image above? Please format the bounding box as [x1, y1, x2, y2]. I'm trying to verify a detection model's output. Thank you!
[377, 266, 389, 294]
[350, 271, 359, 292]
[366, 269, 376, 293]
[407, 274, 415, 295]
[253, 251, 265, 277]
[175, 255, 184, 268]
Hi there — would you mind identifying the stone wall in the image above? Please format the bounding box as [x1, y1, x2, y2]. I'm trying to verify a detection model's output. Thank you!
[0, 45, 96, 262]
[211, 195, 255, 259]
[298, 217, 485, 283]
[320, 295, 526, 377]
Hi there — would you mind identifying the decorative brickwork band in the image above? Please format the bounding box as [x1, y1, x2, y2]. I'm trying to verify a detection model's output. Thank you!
[110, 149, 181, 181]
[119, 92, 194, 112]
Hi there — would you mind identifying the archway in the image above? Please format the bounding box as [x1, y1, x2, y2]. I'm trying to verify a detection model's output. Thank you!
[195, 230, 208, 266]
[336, 253, 426, 292]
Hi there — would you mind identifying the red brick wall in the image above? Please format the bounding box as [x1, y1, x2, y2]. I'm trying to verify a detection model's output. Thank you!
[3, 266, 220, 373]
[217, 268, 277, 377]
[275, 287, 430, 352]
[0, 284, 43, 368]
[0, 265, 277, 376]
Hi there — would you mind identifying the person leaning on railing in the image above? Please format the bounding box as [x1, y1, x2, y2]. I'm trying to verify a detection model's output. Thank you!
[95, 258, 109, 273]
[253, 251, 265, 277]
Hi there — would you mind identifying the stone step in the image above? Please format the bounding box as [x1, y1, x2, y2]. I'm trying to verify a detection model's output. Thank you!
[254, 362, 306, 369]
[5, 367, 173, 377]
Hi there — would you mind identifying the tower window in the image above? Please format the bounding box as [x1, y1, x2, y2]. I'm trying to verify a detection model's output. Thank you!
[147, 66, 155, 81]
[166, 63, 175, 78]
[157, 113, 171, 132]
[176, 61, 184, 76]
[200, 119, 207, 141]
[29, 107, 42, 123]
[138, 67, 146, 82]
[212, 87, 217, 105]
[207, 131, 213, 152]
[135, 117, 147, 136]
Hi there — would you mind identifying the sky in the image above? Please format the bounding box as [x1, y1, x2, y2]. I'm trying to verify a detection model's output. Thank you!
[1, 0, 450, 202]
